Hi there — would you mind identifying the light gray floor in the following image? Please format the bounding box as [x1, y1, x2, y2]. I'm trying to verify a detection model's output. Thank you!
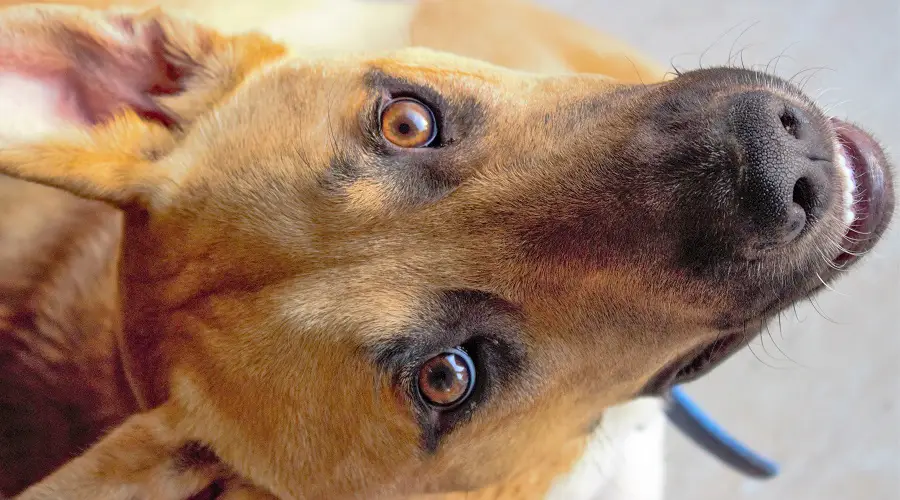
[532, 1, 900, 498]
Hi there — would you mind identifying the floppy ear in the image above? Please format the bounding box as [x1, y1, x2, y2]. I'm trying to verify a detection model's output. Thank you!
[0, 4, 286, 208]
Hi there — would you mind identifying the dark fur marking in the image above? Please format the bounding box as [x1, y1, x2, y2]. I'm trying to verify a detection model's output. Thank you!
[174, 441, 219, 472]
[329, 69, 490, 207]
[370, 290, 527, 453]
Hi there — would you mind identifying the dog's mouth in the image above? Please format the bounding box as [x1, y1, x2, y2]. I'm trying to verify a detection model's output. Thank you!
[830, 118, 893, 267]
[642, 333, 746, 394]
[645, 119, 893, 396]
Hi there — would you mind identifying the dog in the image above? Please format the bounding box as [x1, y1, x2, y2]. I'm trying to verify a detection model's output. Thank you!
[0, 0, 893, 499]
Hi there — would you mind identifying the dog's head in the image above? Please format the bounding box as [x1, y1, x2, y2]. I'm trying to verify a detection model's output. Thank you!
[0, 6, 893, 498]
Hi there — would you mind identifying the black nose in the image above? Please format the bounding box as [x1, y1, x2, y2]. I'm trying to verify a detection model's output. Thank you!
[728, 91, 832, 247]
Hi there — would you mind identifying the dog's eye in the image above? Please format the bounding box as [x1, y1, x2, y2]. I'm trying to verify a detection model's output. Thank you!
[380, 98, 437, 148]
[417, 348, 475, 408]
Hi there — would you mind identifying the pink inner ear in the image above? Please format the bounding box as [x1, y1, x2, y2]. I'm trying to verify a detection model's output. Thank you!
[0, 71, 83, 122]
[0, 17, 183, 136]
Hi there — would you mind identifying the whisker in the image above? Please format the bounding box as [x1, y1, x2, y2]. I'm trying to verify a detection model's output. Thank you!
[699, 20, 752, 70]
[747, 341, 786, 370]
[727, 21, 762, 67]
[767, 42, 799, 76]
[787, 66, 834, 88]
[777, 311, 786, 341]
[731, 44, 761, 70]
[758, 325, 779, 362]
[816, 271, 848, 297]
[792, 302, 804, 323]
[811, 87, 839, 101]
[668, 52, 691, 76]
[806, 295, 843, 325]
[765, 321, 802, 367]
[623, 55, 647, 86]
[814, 247, 845, 272]
[819, 99, 852, 116]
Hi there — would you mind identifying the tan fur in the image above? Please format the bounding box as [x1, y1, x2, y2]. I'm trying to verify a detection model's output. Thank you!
[0, 1, 891, 500]
[0, 4, 673, 497]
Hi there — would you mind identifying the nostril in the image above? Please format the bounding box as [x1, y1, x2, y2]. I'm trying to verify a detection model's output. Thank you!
[780, 107, 801, 139]
[792, 177, 816, 218]
[727, 92, 834, 249]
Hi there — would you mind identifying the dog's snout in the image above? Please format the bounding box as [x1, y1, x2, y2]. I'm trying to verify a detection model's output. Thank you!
[729, 91, 832, 247]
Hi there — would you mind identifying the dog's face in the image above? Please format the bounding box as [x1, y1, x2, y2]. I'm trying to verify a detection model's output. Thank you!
[0, 8, 893, 499]
[125, 52, 895, 497]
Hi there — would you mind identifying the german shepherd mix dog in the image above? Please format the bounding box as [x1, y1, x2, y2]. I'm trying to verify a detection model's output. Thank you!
[0, 0, 893, 499]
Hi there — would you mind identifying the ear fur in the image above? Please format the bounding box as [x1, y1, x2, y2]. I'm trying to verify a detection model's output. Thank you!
[0, 5, 286, 208]
[14, 406, 225, 500]
[0, 110, 177, 207]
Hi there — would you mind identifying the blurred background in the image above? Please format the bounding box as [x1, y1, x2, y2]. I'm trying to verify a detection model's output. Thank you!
[530, 0, 899, 498]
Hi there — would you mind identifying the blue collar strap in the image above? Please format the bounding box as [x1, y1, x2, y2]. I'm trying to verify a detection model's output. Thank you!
[664, 386, 780, 479]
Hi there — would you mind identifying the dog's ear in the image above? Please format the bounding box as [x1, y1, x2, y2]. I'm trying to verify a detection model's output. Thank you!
[0, 5, 286, 209]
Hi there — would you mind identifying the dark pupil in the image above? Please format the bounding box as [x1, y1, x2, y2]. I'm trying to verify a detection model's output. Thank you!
[427, 364, 455, 391]
[397, 121, 412, 135]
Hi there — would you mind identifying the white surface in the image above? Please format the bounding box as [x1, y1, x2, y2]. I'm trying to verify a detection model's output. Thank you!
[547, 399, 666, 500]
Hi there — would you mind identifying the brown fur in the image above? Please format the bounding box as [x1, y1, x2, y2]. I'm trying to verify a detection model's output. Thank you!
[0, 1, 893, 499]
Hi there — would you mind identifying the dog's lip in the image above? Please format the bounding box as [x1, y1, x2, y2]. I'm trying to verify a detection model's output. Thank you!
[830, 118, 892, 266]
[641, 332, 746, 395]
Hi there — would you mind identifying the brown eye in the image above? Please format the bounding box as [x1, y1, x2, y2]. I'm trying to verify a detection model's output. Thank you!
[417, 348, 475, 408]
[380, 98, 437, 148]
